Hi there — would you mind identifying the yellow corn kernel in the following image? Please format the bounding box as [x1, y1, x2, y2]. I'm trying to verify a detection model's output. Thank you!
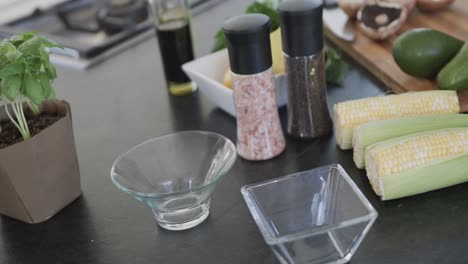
[334, 91, 460, 150]
[352, 114, 468, 169]
[365, 128, 468, 198]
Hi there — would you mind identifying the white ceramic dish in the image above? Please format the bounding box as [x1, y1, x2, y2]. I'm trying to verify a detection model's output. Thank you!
[182, 49, 287, 117]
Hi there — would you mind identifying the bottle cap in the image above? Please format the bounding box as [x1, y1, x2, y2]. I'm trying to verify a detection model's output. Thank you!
[223, 14, 272, 75]
[278, 0, 324, 57]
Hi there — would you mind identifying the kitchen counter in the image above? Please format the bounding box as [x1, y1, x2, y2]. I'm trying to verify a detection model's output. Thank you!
[1, 0, 468, 263]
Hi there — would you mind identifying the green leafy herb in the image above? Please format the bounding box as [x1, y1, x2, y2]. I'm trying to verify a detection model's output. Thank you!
[1, 75, 22, 101]
[0, 62, 24, 78]
[23, 74, 43, 105]
[245, 2, 280, 31]
[325, 46, 348, 85]
[9, 31, 36, 46]
[38, 75, 53, 98]
[5, 49, 22, 62]
[0, 32, 62, 140]
[256, 0, 281, 9]
[0, 42, 16, 55]
[213, 29, 227, 53]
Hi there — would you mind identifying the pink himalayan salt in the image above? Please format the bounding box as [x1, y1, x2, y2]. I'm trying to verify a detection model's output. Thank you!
[232, 67, 286, 161]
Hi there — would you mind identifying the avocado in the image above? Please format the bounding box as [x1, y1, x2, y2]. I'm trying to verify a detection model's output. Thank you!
[437, 43, 468, 91]
[392, 28, 464, 78]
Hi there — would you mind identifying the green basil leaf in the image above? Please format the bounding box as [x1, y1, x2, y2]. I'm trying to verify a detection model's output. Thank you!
[17, 36, 44, 55]
[6, 49, 22, 62]
[256, 0, 281, 9]
[45, 62, 57, 79]
[28, 102, 40, 115]
[39, 38, 63, 49]
[9, 32, 37, 47]
[0, 41, 16, 54]
[1, 75, 22, 101]
[26, 57, 43, 72]
[39, 47, 49, 62]
[245, 3, 280, 31]
[325, 47, 348, 86]
[23, 74, 43, 105]
[0, 57, 6, 67]
[46, 88, 56, 100]
[212, 29, 227, 52]
[0, 42, 16, 64]
[0, 62, 24, 78]
[38, 74, 53, 98]
[18, 36, 62, 56]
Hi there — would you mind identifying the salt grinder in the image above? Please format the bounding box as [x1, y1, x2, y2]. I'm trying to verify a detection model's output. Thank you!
[278, 0, 333, 139]
[223, 14, 286, 161]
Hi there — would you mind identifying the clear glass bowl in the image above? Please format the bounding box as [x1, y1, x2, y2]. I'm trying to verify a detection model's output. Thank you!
[241, 164, 378, 264]
[111, 131, 237, 231]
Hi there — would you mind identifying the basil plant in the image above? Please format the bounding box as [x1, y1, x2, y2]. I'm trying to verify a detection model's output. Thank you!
[0, 32, 60, 140]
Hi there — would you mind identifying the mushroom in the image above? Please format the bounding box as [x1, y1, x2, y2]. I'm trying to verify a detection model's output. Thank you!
[337, 0, 366, 19]
[416, 0, 455, 12]
[380, 0, 416, 13]
[357, 2, 407, 40]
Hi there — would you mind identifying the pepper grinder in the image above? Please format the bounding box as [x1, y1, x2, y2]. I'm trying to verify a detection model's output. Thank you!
[223, 14, 286, 161]
[278, 0, 333, 139]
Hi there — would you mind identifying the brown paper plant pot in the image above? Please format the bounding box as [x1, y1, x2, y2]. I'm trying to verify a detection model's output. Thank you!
[0, 100, 81, 224]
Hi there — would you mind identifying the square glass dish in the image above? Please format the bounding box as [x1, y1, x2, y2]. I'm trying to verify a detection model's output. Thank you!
[241, 164, 377, 264]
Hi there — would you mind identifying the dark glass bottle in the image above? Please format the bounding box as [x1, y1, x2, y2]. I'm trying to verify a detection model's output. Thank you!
[147, 0, 197, 96]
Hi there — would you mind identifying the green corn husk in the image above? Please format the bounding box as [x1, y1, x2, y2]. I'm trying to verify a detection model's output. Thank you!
[365, 128, 468, 200]
[353, 114, 468, 169]
[381, 154, 468, 200]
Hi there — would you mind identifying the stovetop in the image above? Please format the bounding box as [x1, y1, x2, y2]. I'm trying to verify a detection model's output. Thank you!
[0, 0, 222, 61]
[0, 0, 152, 59]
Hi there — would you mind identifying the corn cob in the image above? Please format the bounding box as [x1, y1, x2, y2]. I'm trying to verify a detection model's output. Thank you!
[333, 90, 460, 150]
[353, 114, 468, 169]
[365, 128, 468, 200]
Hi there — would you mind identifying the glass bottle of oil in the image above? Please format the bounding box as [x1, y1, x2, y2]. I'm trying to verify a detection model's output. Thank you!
[147, 0, 197, 96]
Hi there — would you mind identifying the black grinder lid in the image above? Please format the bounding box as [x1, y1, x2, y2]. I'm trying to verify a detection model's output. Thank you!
[278, 0, 324, 57]
[223, 14, 272, 75]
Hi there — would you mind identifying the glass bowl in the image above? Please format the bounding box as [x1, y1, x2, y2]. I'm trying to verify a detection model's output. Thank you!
[241, 164, 378, 264]
[111, 131, 237, 231]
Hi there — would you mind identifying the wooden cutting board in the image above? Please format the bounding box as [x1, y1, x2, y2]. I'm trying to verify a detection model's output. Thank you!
[325, 1, 468, 112]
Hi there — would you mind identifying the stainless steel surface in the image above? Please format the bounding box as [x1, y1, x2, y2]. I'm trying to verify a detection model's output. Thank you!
[323, 7, 355, 42]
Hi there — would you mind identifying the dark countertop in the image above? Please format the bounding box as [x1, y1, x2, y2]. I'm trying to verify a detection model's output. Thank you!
[1, 1, 468, 263]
